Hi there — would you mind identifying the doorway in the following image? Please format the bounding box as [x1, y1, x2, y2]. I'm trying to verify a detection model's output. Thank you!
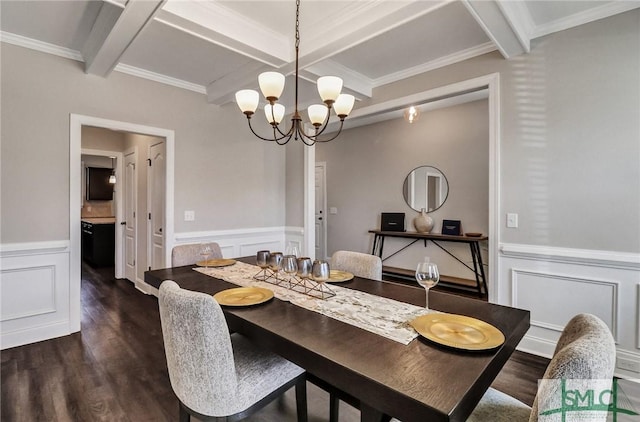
[304, 73, 500, 302]
[70, 114, 175, 317]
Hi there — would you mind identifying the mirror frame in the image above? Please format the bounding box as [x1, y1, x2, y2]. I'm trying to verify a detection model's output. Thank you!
[402, 165, 449, 213]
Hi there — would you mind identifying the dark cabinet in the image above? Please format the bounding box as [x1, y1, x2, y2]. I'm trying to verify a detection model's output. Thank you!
[81, 221, 115, 267]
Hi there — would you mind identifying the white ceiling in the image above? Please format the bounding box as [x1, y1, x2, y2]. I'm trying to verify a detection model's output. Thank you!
[1, 0, 638, 115]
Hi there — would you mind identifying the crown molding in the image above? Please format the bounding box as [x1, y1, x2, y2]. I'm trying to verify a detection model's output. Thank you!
[0, 31, 206, 95]
[0, 31, 83, 62]
[114, 63, 206, 94]
[496, 0, 535, 52]
[373, 42, 496, 88]
[532, 1, 640, 39]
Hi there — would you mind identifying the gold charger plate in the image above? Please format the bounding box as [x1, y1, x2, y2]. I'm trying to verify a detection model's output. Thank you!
[196, 258, 236, 267]
[410, 313, 505, 351]
[213, 287, 274, 307]
[326, 270, 354, 283]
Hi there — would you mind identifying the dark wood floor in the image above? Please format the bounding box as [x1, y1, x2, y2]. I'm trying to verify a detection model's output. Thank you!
[1, 263, 548, 421]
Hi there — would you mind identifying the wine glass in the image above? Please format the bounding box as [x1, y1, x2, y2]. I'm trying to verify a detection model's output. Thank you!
[200, 243, 212, 268]
[285, 242, 299, 258]
[415, 259, 439, 310]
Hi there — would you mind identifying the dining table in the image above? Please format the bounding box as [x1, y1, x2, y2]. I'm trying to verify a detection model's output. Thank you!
[144, 256, 530, 422]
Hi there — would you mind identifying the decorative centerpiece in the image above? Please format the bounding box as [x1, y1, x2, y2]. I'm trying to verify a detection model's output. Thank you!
[413, 208, 434, 233]
[254, 251, 335, 299]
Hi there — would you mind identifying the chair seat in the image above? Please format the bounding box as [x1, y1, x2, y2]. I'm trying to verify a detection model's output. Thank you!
[231, 334, 305, 415]
[465, 388, 531, 422]
[389, 388, 530, 422]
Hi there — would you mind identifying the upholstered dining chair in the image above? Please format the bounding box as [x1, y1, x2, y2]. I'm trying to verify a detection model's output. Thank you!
[391, 313, 616, 422]
[158, 280, 308, 422]
[327, 250, 382, 421]
[171, 242, 223, 267]
[330, 250, 382, 281]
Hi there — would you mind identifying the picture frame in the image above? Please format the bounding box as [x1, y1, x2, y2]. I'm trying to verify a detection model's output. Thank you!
[441, 219, 462, 236]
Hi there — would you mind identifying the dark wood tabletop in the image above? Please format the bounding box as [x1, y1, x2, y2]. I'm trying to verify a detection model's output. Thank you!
[144, 258, 529, 422]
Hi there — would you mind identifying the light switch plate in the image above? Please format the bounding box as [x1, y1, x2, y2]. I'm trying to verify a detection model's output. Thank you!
[329, 207, 338, 215]
[184, 210, 195, 221]
[506, 213, 518, 228]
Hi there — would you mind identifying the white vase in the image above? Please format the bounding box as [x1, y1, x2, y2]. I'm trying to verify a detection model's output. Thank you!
[413, 208, 434, 233]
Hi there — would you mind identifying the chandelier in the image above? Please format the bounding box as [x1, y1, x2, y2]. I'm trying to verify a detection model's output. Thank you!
[234, 0, 355, 146]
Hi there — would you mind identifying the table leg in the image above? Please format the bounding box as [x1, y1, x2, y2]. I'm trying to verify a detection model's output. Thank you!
[360, 402, 385, 422]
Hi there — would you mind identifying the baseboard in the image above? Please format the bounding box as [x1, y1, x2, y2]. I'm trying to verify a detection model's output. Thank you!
[1, 320, 72, 350]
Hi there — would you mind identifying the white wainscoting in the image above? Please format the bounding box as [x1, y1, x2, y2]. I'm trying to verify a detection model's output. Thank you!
[0, 241, 77, 350]
[499, 243, 640, 379]
[138, 226, 305, 296]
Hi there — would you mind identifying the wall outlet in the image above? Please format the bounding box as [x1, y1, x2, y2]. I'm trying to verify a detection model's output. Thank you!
[184, 210, 195, 221]
[617, 357, 640, 373]
[506, 213, 518, 228]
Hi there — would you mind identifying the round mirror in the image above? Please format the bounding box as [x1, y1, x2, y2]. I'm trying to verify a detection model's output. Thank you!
[402, 166, 449, 213]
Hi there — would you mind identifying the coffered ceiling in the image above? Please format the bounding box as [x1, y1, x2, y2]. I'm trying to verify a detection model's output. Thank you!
[2, 0, 638, 112]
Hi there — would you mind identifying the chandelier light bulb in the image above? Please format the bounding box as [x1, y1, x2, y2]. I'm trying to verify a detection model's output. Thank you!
[334, 94, 355, 118]
[258, 72, 285, 102]
[404, 105, 420, 123]
[235, 90, 260, 115]
[308, 104, 328, 127]
[264, 103, 286, 125]
[317, 76, 343, 105]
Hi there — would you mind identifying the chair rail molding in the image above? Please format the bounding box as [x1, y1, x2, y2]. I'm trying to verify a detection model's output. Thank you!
[498, 242, 640, 380]
[1, 241, 72, 349]
[173, 226, 303, 259]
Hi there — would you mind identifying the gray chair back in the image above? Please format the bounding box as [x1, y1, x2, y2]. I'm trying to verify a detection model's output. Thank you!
[158, 280, 238, 416]
[331, 250, 382, 281]
[530, 313, 616, 422]
[171, 242, 223, 267]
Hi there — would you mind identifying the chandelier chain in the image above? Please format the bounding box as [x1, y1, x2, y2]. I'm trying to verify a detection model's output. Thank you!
[295, 0, 300, 50]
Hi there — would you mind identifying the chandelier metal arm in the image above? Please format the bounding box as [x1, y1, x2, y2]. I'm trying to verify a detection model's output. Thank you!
[247, 117, 293, 143]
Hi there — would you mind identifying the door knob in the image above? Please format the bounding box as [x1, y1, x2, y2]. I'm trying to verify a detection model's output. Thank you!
[159, 228, 163, 233]
[318, 217, 323, 221]
[120, 221, 126, 225]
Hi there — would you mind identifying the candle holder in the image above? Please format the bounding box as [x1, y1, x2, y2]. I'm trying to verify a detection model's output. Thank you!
[253, 250, 271, 281]
[254, 252, 335, 299]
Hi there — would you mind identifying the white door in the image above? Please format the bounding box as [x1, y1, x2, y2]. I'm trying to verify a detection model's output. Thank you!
[147, 140, 166, 270]
[124, 147, 137, 282]
[315, 163, 327, 260]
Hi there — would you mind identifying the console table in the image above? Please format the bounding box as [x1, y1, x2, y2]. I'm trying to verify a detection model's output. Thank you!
[368, 230, 488, 296]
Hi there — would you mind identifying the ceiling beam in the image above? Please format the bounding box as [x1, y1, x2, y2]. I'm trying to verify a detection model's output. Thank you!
[462, 0, 530, 59]
[83, 0, 166, 77]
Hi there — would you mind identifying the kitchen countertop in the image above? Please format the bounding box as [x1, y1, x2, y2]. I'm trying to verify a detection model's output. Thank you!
[81, 217, 116, 224]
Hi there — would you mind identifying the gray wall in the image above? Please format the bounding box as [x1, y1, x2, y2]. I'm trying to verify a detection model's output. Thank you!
[317, 100, 489, 278]
[352, 10, 640, 254]
[1, 42, 286, 243]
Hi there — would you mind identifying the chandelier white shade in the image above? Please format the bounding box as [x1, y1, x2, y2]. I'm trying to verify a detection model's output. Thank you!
[234, 0, 355, 146]
[264, 104, 286, 124]
[258, 72, 285, 101]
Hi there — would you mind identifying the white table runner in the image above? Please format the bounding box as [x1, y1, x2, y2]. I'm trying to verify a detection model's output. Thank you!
[194, 261, 430, 345]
